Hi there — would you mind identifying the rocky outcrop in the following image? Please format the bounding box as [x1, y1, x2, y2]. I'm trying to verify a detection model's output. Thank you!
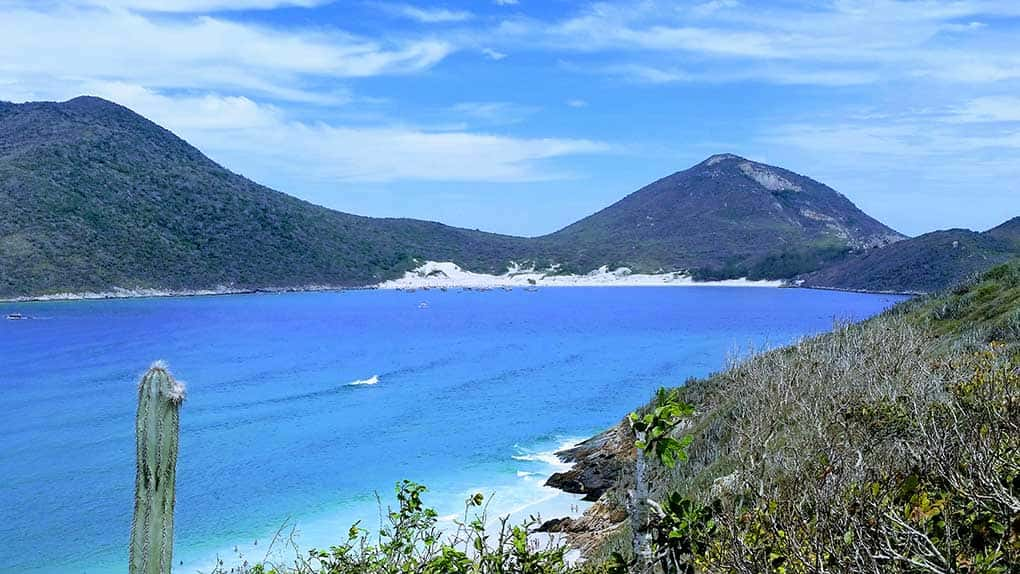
[545, 422, 634, 501]
[542, 421, 635, 556]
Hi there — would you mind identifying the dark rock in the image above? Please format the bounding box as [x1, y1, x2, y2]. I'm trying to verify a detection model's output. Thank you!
[545, 423, 634, 502]
[536, 517, 575, 533]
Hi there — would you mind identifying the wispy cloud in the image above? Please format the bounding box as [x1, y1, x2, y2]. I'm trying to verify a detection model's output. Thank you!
[481, 47, 507, 60]
[491, 0, 1020, 87]
[0, 5, 453, 103]
[50, 0, 329, 11]
[74, 84, 607, 183]
[948, 96, 1020, 123]
[752, 103, 1020, 233]
[374, 2, 473, 23]
[448, 101, 538, 125]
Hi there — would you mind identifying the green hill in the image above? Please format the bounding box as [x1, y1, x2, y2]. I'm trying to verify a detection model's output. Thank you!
[535, 153, 904, 279]
[0, 97, 528, 297]
[0, 97, 907, 298]
[799, 222, 1020, 293]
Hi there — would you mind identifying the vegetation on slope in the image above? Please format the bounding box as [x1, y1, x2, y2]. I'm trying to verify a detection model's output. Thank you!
[558, 261, 1020, 573]
[0, 97, 529, 297]
[1, 98, 906, 297]
[799, 222, 1020, 294]
[534, 153, 903, 279]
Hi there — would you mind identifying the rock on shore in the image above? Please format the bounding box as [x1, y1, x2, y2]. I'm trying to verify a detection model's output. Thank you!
[545, 423, 633, 501]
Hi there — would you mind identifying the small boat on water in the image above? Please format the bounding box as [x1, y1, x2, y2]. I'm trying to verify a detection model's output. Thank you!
[6, 312, 26, 320]
[418, 301, 430, 309]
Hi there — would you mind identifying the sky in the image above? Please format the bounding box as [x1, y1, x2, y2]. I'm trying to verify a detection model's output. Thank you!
[1, 0, 1019, 237]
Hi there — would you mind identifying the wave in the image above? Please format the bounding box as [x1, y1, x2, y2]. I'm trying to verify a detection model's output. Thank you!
[510, 438, 580, 471]
[347, 374, 379, 386]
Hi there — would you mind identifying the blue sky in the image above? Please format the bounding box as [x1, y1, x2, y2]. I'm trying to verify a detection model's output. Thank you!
[2, 0, 1019, 237]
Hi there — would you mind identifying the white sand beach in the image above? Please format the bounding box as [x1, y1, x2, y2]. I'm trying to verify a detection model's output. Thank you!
[377, 261, 785, 290]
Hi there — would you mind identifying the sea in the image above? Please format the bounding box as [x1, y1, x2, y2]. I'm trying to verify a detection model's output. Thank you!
[0, 287, 906, 573]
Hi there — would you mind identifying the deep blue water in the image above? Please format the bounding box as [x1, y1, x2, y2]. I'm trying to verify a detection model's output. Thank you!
[0, 288, 905, 573]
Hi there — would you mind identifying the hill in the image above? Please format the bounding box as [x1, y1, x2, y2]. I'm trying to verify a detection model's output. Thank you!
[544, 261, 1020, 572]
[535, 153, 904, 279]
[1, 97, 905, 298]
[988, 216, 1020, 246]
[0, 97, 527, 298]
[799, 221, 1020, 293]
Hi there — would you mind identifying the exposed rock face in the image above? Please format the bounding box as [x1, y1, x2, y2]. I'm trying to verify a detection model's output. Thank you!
[542, 421, 635, 556]
[545, 422, 634, 502]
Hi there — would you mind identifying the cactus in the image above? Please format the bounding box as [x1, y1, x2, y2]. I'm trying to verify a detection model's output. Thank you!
[129, 361, 186, 574]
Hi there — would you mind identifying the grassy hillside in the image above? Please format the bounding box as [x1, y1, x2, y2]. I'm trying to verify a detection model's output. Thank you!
[558, 261, 1020, 572]
[0, 97, 529, 297]
[800, 224, 1020, 294]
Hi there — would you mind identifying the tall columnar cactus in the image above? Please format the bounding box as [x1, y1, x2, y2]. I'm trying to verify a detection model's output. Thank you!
[129, 361, 186, 574]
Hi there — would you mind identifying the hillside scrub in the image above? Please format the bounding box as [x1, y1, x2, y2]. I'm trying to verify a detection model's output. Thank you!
[577, 262, 1020, 573]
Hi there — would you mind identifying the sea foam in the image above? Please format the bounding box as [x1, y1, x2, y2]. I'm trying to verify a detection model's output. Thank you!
[347, 374, 379, 386]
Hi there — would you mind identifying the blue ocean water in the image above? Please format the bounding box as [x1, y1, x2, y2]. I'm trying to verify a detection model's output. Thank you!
[0, 288, 905, 573]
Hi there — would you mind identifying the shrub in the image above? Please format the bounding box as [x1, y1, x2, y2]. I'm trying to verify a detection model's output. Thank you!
[209, 481, 584, 574]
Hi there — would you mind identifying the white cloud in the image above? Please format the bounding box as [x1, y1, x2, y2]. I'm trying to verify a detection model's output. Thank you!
[448, 101, 537, 124]
[690, 0, 739, 17]
[265, 125, 607, 183]
[492, 0, 1020, 87]
[83, 81, 285, 130]
[63, 85, 607, 184]
[566, 99, 587, 108]
[0, 6, 453, 103]
[482, 48, 507, 60]
[375, 3, 473, 23]
[55, 0, 328, 11]
[493, 0, 518, 5]
[598, 63, 876, 86]
[949, 96, 1020, 123]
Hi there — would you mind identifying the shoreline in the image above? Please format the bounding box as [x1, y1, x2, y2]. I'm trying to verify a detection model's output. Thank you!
[1, 262, 786, 304]
[0, 284, 362, 304]
[794, 283, 925, 296]
[1, 262, 922, 304]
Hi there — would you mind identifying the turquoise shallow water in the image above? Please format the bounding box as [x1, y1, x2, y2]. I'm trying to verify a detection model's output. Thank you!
[0, 287, 905, 573]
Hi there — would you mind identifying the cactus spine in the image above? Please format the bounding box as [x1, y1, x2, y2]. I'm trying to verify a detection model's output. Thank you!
[129, 361, 186, 574]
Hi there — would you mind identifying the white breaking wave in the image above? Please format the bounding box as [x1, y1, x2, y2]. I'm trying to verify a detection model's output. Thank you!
[347, 374, 379, 386]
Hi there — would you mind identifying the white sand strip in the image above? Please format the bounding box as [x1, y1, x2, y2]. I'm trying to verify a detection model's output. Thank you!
[377, 261, 784, 290]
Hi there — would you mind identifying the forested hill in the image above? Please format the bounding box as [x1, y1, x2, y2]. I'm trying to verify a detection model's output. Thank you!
[534, 153, 904, 278]
[0, 96, 527, 298]
[1, 97, 910, 298]
[799, 218, 1020, 293]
